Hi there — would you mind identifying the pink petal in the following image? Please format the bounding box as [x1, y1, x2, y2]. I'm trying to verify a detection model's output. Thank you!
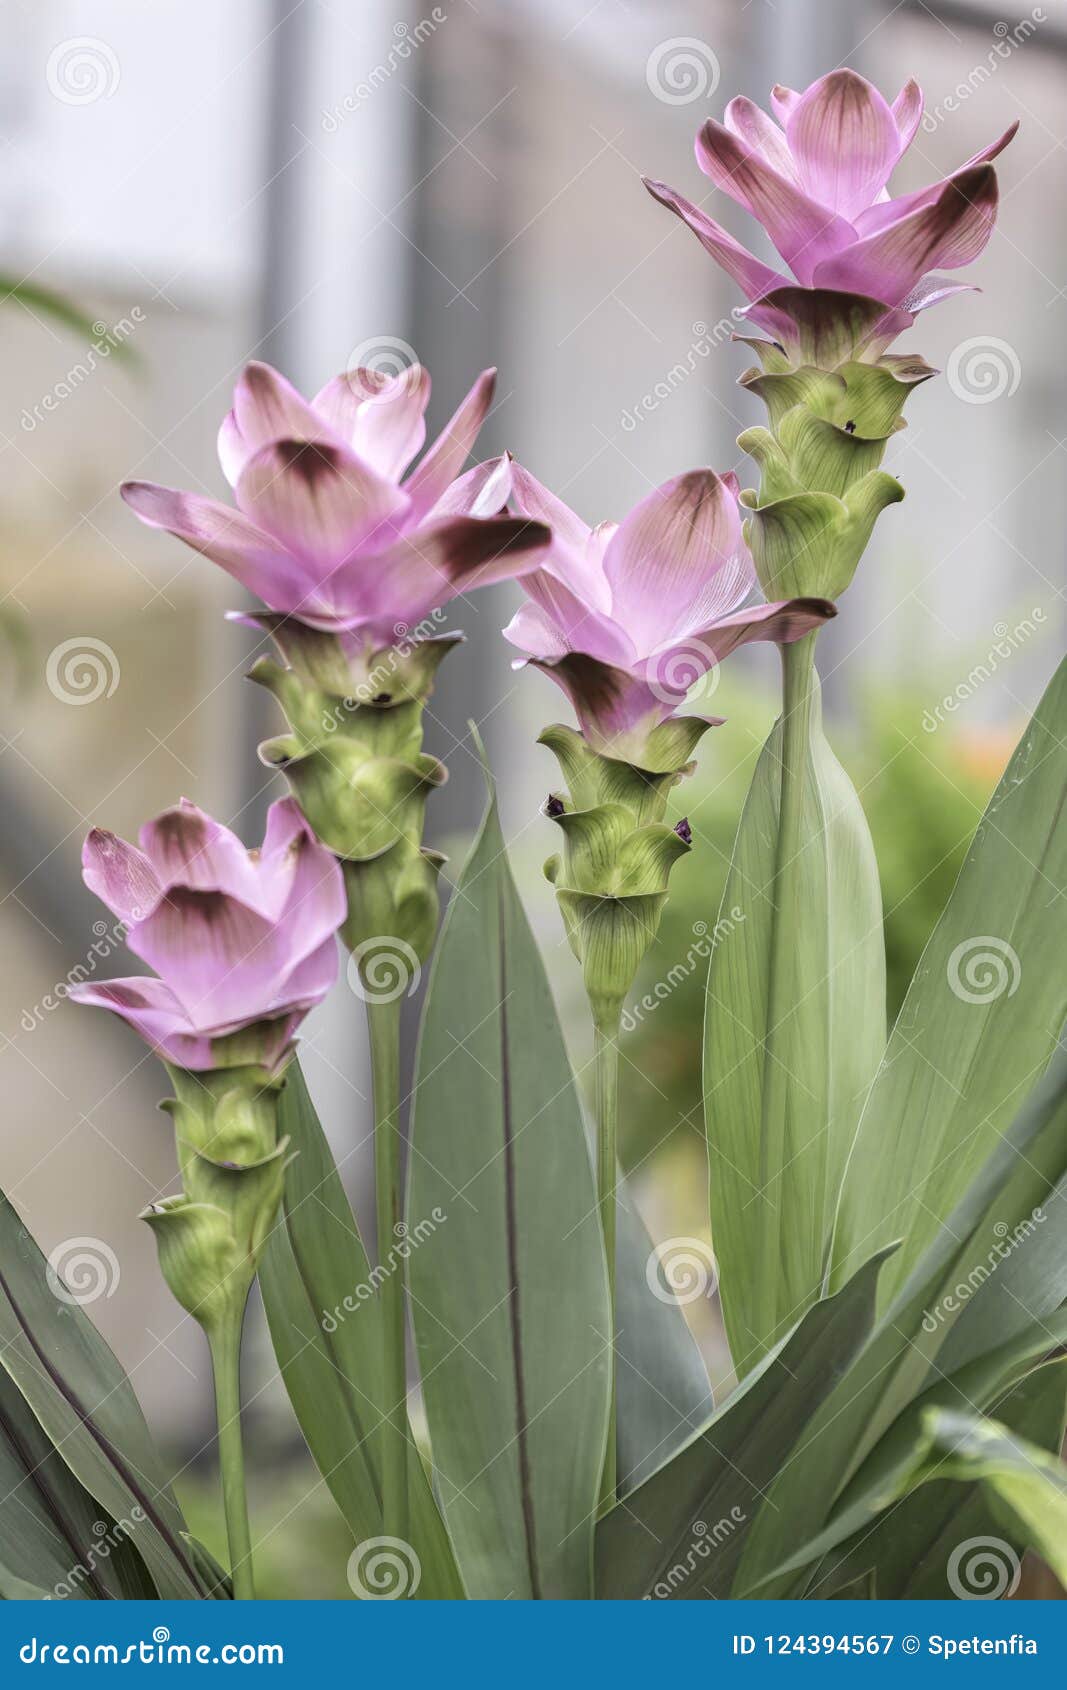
[233, 361, 333, 456]
[126, 887, 286, 1030]
[724, 96, 798, 182]
[892, 80, 924, 149]
[785, 70, 902, 220]
[508, 460, 613, 616]
[342, 513, 550, 633]
[121, 481, 312, 615]
[682, 596, 836, 664]
[771, 84, 800, 123]
[276, 936, 340, 1011]
[217, 411, 249, 487]
[235, 440, 410, 566]
[695, 121, 856, 282]
[429, 453, 514, 518]
[902, 275, 976, 314]
[643, 178, 792, 301]
[312, 365, 431, 480]
[138, 801, 263, 911]
[402, 368, 496, 514]
[517, 568, 635, 668]
[82, 830, 162, 923]
[273, 821, 348, 968]
[602, 471, 746, 656]
[522, 653, 668, 752]
[68, 976, 212, 1067]
[853, 126, 1016, 238]
[502, 600, 572, 663]
[814, 164, 999, 304]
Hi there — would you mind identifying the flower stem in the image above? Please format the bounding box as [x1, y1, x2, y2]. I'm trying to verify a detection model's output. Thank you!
[368, 994, 409, 1544]
[208, 1309, 255, 1601]
[594, 1014, 621, 1510]
[759, 631, 817, 1334]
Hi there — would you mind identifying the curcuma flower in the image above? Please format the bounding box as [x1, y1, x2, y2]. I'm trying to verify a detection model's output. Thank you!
[71, 798, 345, 1072]
[503, 461, 835, 761]
[645, 69, 1015, 358]
[121, 360, 548, 640]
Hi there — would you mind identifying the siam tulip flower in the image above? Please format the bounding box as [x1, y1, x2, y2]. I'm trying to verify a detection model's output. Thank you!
[503, 461, 835, 759]
[645, 70, 1016, 358]
[121, 361, 549, 641]
[71, 797, 345, 1072]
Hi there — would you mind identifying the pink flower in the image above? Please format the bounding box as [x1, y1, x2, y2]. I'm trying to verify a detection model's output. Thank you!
[122, 362, 549, 640]
[502, 462, 835, 755]
[70, 799, 345, 1071]
[645, 70, 1015, 345]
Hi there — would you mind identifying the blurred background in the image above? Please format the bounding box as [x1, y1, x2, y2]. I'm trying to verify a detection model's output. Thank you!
[0, 0, 1063, 1593]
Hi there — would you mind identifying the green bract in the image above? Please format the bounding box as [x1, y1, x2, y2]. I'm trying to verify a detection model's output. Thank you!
[146, 1062, 291, 1339]
[539, 721, 711, 1027]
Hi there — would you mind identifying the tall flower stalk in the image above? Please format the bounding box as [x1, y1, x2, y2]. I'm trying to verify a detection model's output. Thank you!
[71, 800, 346, 1597]
[504, 462, 833, 1500]
[122, 358, 550, 1542]
[646, 68, 1016, 1348]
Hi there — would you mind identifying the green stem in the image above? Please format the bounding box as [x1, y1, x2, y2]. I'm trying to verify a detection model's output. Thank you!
[594, 1015, 621, 1510]
[208, 1308, 255, 1601]
[368, 994, 408, 1544]
[758, 631, 817, 1337]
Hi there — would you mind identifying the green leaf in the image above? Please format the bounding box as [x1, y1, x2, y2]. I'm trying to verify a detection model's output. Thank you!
[258, 1063, 463, 1599]
[0, 1189, 206, 1599]
[735, 1047, 1067, 1596]
[810, 1361, 1066, 1598]
[408, 743, 611, 1599]
[924, 1403, 1067, 1586]
[614, 1190, 713, 1494]
[833, 656, 1067, 1308]
[704, 662, 885, 1370]
[0, 1366, 156, 1599]
[594, 1248, 890, 1599]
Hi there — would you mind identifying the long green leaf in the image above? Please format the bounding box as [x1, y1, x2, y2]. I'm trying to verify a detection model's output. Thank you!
[832, 656, 1067, 1305]
[704, 669, 885, 1372]
[736, 1047, 1067, 1596]
[0, 1190, 205, 1599]
[0, 1366, 156, 1599]
[259, 1063, 463, 1599]
[408, 746, 611, 1599]
[594, 1248, 890, 1599]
